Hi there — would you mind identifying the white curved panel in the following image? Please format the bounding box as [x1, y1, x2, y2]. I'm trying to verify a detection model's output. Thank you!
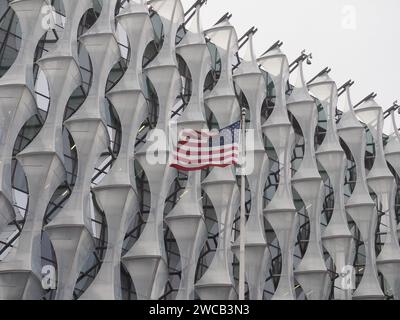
[204, 20, 240, 128]
[0, 0, 46, 241]
[175, 5, 210, 132]
[195, 19, 240, 300]
[196, 168, 239, 300]
[309, 72, 353, 300]
[166, 172, 207, 300]
[258, 46, 297, 300]
[44, 0, 121, 300]
[385, 111, 400, 177]
[0, 0, 86, 300]
[355, 98, 400, 299]
[385, 110, 400, 242]
[81, 1, 154, 300]
[288, 62, 329, 300]
[231, 34, 269, 300]
[164, 5, 209, 300]
[122, 0, 184, 300]
[337, 87, 384, 299]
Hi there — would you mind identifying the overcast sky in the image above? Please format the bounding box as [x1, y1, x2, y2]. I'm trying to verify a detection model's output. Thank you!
[181, 0, 400, 125]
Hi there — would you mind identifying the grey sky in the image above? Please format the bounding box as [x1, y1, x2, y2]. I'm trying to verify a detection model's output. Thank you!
[181, 0, 400, 119]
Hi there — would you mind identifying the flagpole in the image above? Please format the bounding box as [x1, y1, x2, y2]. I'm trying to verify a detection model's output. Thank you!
[239, 107, 246, 301]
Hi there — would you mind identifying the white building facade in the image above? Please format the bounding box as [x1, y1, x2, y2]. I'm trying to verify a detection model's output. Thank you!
[0, 0, 399, 300]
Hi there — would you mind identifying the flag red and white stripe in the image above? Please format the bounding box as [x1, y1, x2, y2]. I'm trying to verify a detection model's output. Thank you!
[171, 122, 241, 172]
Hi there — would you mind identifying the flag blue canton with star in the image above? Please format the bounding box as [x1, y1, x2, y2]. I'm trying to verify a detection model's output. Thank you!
[210, 121, 241, 148]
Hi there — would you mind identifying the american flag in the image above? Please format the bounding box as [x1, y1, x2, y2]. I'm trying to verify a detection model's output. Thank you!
[171, 121, 241, 172]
